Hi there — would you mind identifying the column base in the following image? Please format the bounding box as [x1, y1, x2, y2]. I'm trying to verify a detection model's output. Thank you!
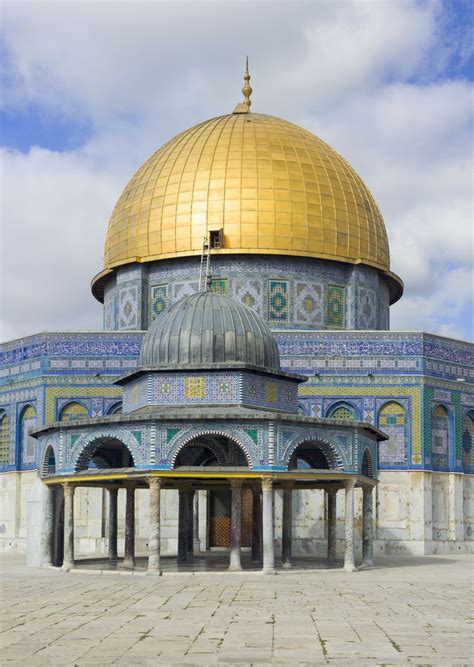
[147, 568, 162, 576]
[61, 561, 74, 572]
[343, 563, 357, 572]
[281, 561, 292, 569]
[123, 558, 136, 568]
[262, 567, 277, 575]
[228, 564, 242, 571]
[361, 558, 374, 568]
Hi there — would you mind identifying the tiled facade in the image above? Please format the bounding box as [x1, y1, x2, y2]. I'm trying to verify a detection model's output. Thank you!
[123, 370, 299, 413]
[101, 256, 391, 332]
[1, 330, 472, 475]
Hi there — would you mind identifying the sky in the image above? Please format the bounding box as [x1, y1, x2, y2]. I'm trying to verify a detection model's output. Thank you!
[1, 0, 473, 342]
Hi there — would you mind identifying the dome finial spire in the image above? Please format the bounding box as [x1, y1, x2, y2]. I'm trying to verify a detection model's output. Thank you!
[233, 57, 252, 114]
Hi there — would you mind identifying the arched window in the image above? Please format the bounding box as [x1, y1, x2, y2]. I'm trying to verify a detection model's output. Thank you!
[107, 402, 122, 415]
[19, 404, 36, 466]
[0, 412, 10, 466]
[43, 446, 56, 476]
[462, 412, 474, 472]
[432, 404, 450, 469]
[361, 449, 374, 477]
[378, 401, 407, 466]
[59, 402, 88, 422]
[328, 402, 356, 420]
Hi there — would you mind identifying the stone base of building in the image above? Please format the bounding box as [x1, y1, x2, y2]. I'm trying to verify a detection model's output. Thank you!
[1, 469, 473, 558]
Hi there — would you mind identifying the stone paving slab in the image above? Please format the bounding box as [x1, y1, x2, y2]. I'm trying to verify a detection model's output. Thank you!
[0, 554, 473, 665]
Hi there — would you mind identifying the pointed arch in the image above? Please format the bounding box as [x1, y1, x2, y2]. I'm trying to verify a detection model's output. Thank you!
[74, 434, 136, 472]
[377, 401, 407, 466]
[18, 404, 37, 467]
[0, 411, 11, 466]
[432, 403, 450, 470]
[327, 401, 358, 420]
[59, 401, 89, 422]
[106, 401, 122, 415]
[361, 448, 374, 478]
[170, 429, 253, 469]
[462, 410, 474, 472]
[42, 444, 56, 476]
[284, 436, 344, 471]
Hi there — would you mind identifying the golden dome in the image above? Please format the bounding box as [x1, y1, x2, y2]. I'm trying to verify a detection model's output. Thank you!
[95, 109, 402, 302]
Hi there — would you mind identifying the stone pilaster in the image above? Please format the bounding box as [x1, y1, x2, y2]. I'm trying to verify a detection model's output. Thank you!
[123, 482, 136, 568]
[281, 481, 294, 568]
[362, 486, 374, 567]
[326, 487, 338, 561]
[251, 484, 262, 562]
[147, 477, 163, 574]
[107, 488, 118, 561]
[62, 483, 75, 571]
[262, 477, 275, 573]
[229, 479, 243, 571]
[344, 479, 357, 572]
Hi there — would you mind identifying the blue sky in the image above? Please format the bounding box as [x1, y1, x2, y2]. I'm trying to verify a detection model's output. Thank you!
[1, 0, 473, 341]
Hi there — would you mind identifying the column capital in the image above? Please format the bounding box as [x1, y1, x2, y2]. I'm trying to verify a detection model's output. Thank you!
[344, 478, 357, 491]
[261, 476, 274, 491]
[124, 480, 137, 490]
[362, 484, 373, 495]
[281, 480, 295, 491]
[108, 486, 119, 495]
[62, 481, 76, 494]
[325, 486, 339, 497]
[229, 478, 243, 489]
[147, 476, 164, 489]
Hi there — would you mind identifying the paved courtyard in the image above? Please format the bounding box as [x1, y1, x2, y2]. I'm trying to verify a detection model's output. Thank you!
[0, 553, 472, 665]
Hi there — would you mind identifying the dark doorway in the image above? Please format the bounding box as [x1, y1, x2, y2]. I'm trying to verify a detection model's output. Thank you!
[208, 488, 252, 547]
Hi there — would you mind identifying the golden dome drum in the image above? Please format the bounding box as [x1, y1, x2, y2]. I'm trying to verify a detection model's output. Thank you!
[95, 111, 402, 302]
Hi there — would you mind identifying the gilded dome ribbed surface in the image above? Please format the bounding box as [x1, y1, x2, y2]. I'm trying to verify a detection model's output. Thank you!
[139, 291, 281, 371]
[102, 112, 391, 274]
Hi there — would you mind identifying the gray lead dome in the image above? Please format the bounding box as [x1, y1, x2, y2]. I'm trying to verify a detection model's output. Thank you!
[139, 291, 281, 371]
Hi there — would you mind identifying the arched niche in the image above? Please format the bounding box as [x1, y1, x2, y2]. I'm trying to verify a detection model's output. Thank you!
[75, 437, 135, 472]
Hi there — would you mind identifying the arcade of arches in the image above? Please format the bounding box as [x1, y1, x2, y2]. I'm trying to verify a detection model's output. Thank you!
[43, 435, 376, 574]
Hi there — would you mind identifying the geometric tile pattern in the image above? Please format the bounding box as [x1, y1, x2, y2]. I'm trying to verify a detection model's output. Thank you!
[358, 287, 376, 329]
[150, 284, 168, 321]
[326, 285, 345, 328]
[462, 412, 474, 471]
[432, 404, 450, 470]
[295, 282, 323, 325]
[378, 401, 407, 465]
[235, 279, 263, 315]
[0, 412, 10, 465]
[210, 279, 228, 295]
[268, 280, 289, 323]
[118, 286, 139, 329]
[19, 404, 36, 464]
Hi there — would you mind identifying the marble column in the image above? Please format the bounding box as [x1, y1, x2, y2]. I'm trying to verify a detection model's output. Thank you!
[251, 484, 262, 561]
[148, 477, 162, 574]
[62, 483, 75, 571]
[177, 487, 189, 563]
[262, 477, 275, 573]
[281, 481, 294, 568]
[229, 479, 242, 570]
[123, 482, 136, 568]
[362, 486, 374, 568]
[326, 487, 338, 561]
[186, 490, 195, 561]
[193, 491, 201, 553]
[344, 479, 357, 572]
[107, 488, 118, 561]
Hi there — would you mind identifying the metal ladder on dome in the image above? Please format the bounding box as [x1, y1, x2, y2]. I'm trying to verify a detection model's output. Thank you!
[199, 237, 212, 291]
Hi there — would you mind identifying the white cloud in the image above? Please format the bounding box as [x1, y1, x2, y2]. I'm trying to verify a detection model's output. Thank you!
[1, 0, 472, 341]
